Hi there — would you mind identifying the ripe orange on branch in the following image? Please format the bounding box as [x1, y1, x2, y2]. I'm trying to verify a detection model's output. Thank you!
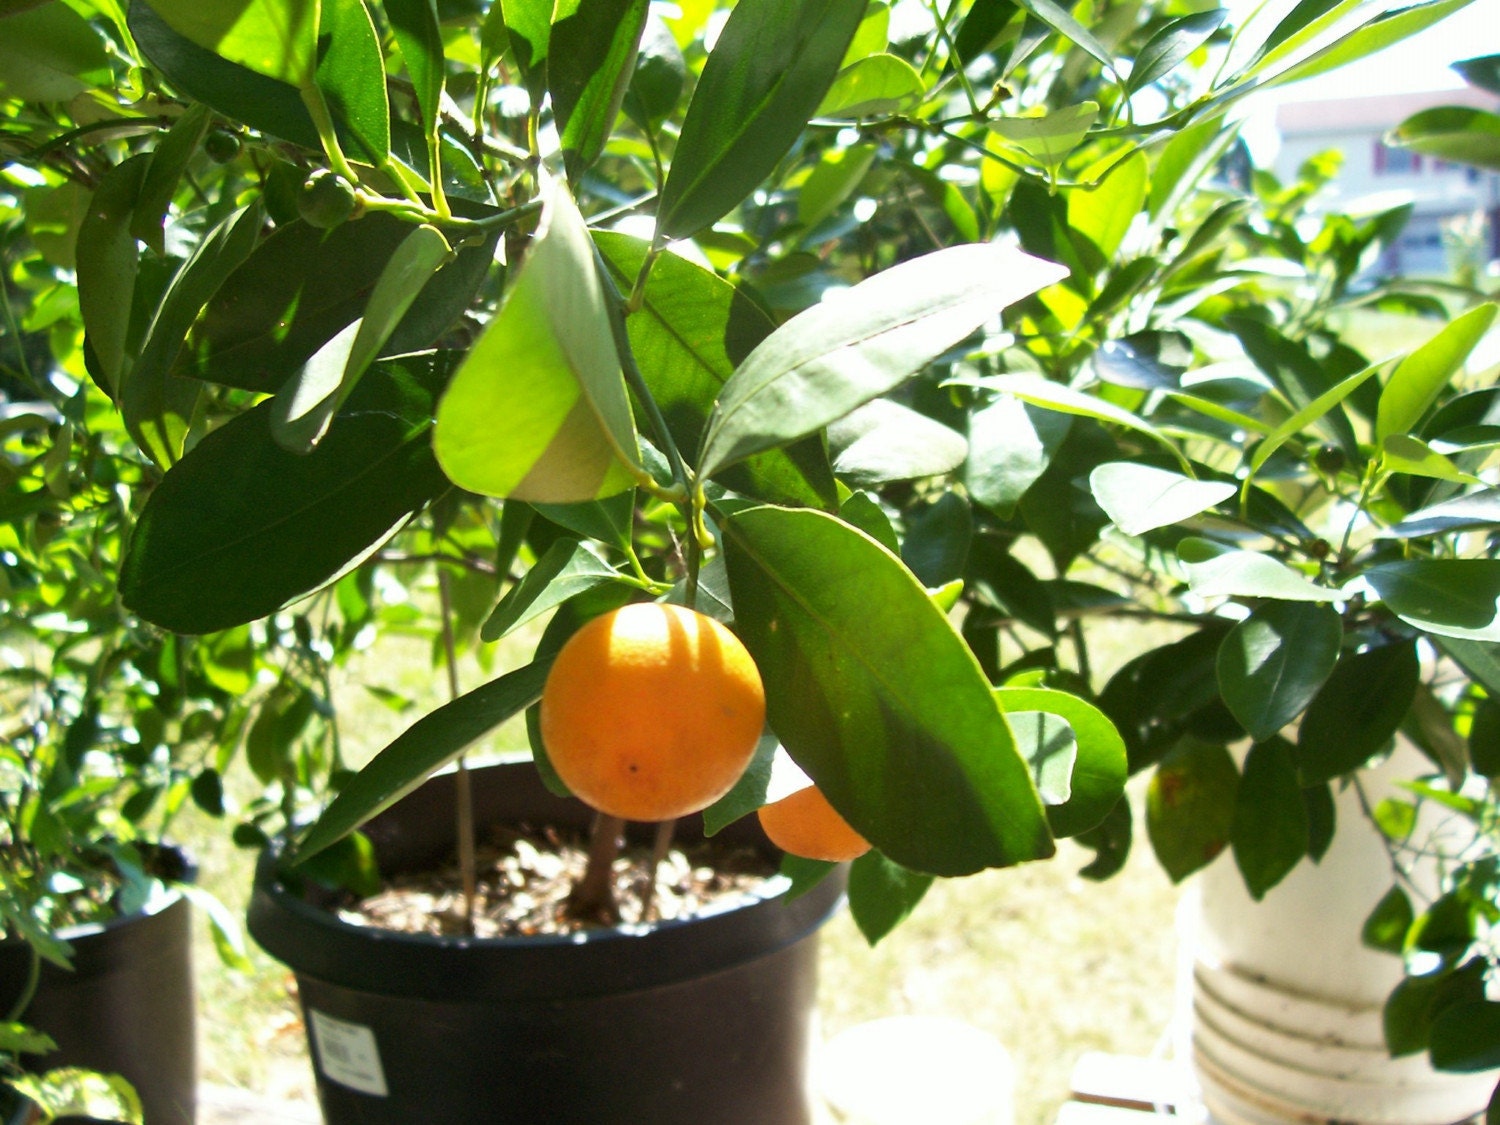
[538, 602, 766, 822]
[758, 784, 871, 863]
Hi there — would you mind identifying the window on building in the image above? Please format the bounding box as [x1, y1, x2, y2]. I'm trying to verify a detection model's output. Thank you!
[1373, 141, 1422, 175]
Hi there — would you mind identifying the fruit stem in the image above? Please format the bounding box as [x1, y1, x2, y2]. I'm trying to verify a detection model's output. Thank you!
[439, 568, 477, 936]
[567, 813, 624, 924]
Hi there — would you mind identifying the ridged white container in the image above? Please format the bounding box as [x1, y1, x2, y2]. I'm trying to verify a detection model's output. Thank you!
[1190, 744, 1497, 1125]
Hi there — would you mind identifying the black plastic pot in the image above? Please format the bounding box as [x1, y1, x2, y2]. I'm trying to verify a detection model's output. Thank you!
[0, 891, 196, 1125]
[248, 760, 846, 1125]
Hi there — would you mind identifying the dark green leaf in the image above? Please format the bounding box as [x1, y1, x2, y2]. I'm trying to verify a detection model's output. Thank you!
[955, 0, 1018, 63]
[1368, 559, 1500, 643]
[314, 0, 389, 163]
[1147, 739, 1238, 883]
[550, 0, 649, 181]
[901, 492, 971, 588]
[120, 356, 453, 633]
[722, 506, 1054, 876]
[1470, 697, 1500, 779]
[131, 103, 211, 255]
[1454, 53, 1500, 96]
[1378, 304, 1498, 444]
[1303, 780, 1335, 861]
[0, 2, 110, 100]
[1075, 794, 1132, 880]
[967, 537, 1055, 638]
[1012, 0, 1115, 74]
[480, 539, 624, 642]
[702, 732, 778, 835]
[847, 851, 934, 945]
[1387, 488, 1500, 539]
[1126, 9, 1225, 94]
[1229, 316, 1359, 464]
[625, 14, 686, 124]
[1295, 641, 1419, 786]
[1090, 331, 1191, 390]
[294, 660, 551, 860]
[838, 492, 899, 554]
[828, 399, 967, 486]
[655, 0, 868, 239]
[1390, 106, 1500, 172]
[699, 243, 1066, 477]
[1230, 738, 1308, 899]
[1217, 602, 1342, 742]
[1363, 885, 1415, 954]
[386, 0, 445, 135]
[1431, 1002, 1500, 1073]
[593, 232, 836, 508]
[499, 0, 552, 99]
[1384, 959, 1486, 1057]
[75, 153, 148, 395]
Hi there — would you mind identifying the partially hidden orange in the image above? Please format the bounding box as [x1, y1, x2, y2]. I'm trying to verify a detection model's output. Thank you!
[757, 784, 871, 862]
[538, 602, 765, 822]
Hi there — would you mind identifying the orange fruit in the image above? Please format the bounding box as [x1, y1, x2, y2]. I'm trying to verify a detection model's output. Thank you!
[538, 602, 765, 822]
[757, 784, 871, 862]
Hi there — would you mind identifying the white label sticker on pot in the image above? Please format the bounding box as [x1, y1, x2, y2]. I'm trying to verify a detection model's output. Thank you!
[309, 1009, 388, 1097]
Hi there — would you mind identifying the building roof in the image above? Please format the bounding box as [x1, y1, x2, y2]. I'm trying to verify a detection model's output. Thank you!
[1276, 87, 1500, 135]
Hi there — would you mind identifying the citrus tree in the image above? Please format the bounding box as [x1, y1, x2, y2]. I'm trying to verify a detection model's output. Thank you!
[1, 0, 1489, 966]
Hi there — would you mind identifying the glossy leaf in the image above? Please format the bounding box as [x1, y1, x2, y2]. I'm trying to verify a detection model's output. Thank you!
[1013, 0, 1115, 73]
[1126, 9, 1226, 94]
[1390, 106, 1500, 171]
[816, 53, 926, 118]
[550, 0, 650, 181]
[141, 0, 316, 85]
[1296, 641, 1419, 785]
[1231, 317, 1360, 466]
[847, 852, 934, 945]
[125, 201, 265, 467]
[593, 232, 836, 509]
[1367, 559, 1500, 642]
[294, 660, 551, 861]
[120, 357, 452, 634]
[499, 0, 551, 96]
[827, 399, 967, 486]
[434, 177, 640, 502]
[954, 0, 1018, 63]
[480, 539, 624, 642]
[1147, 739, 1238, 883]
[1217, 602, 1342, 743]
[1265, 0, 1477, 90]
[0, 2, 110, 100]
[798, 144, 878, 230]
[988, 103, 1098, 176]
[626, 14, 686, 124]
[272, 223, 451, 453]
[75, 154, 148, 396]
[901, 492, 972, 588]
[1381, 435, 1483, 485]
[1089, 463, 1234, 536]
[1178, 537, 1333, 603]
[1231, 738, 1309, 900]
[315, 0, 389, 163]
[386, 0, 445, 135]
[699, 244, 1066, 478]
[1247, 360, 1382, 486]
[1385, 959, 1487, 1057]
[722, 506, 1054, 876]
[1068, 152, 1148, 263]
[1377, 304, 1498, 445]
[965, 395, 1070, 518]
[701, 733, 778, 835]
[131, 103, 211, 255]
[838, 492, 900, 555]
[994, 686, 1126, 838]
[655, 0, 868, 239]
[1454, 53, 1500, 96]
[1363, 885, 1415, 954]
[1091, 332, 1191, 391]
[1430, 1002, 1500, 1073]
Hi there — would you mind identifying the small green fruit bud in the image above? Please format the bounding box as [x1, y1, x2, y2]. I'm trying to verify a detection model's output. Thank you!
[297, 169, 359, 229]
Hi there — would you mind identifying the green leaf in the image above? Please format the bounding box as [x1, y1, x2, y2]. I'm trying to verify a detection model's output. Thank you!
[838, 491, 899, 554]
[1471, 697, 1500, 779]
[1177, 537, 1333, 603]
[1295, 640, 1419, 785]
[1067, 152, 1148, 263]
[828, 399, 967, 486]
[1264, 0, 1478, 90]
[1230, 737, 1309, 900]
[1431, 1001, 1500, 1073]
[798, 143, 878, 230]
[480, 539, 624, 642]
[847, 851, 933, 945]
[532, 493, 635, 549]
[901, 492, 972, 588]
[272, 223, 451, 453]
[315, 0, 390, 163]
[1089, 463, 1234, 536]
[1367, 559, 1500, 642]
[120, 356, 452, 634]
[1217, 602, 1342, 742]
[1147, 738, 1238, 883]
[11, 1069, 143, 1125]
[499, 0, 552, 97]
[386, 0, 445, 135]
[1230, 317, 1362, 469]
[550, 0, 650, 181]
[593, 232, 836, 509]
[1454, 53, 1500, 95]
[701, 732, 778, 835]
[965, 395, 1070, 518]
[722, 506, 1053, 876]
[1013, 0, 1116, 74]
[626, 14, 686, 124]
[1390, 106, 1500, 171]
[294, 660, 551, 860]
[131, 103, 211, 255]
[699, 244, 1066, 478]
[434, 177, 640, 502]
[177, 884, 255, 972]
[0, 1022, 56, 1055]
[994, 686, 1126, 838]
[75, 153, 148, 395]
[816, 52, 925, 118]
[1440, 638, 1500, 696]
[126, 200, 265, 468]
[142, 0, 317, 86]
[1377, 304, 1498, 445]
[955, 0, 1018, 63]
[655, 0, 868, 239]
[988, 102, 1098, 176]
[1363, 885, 1415, 953]
[0, 2, 110, 100]
[130, 2, 320, 149]
[1385, 959, 1487, 1057]
[1126, 9, 1226, 94]
[1381, 434, 1484, 485]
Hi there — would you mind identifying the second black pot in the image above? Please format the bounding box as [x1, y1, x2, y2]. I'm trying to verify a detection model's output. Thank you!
[248, 760, 846, 1125]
